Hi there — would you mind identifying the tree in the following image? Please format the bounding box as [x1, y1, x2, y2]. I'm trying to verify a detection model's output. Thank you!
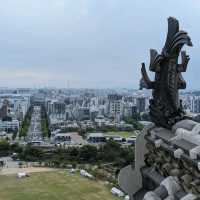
[10, 143, 23, 154]
[19, 106, 33, 138]
[100, 139, 121, 162]
[41, 105, 50, 138]
[79, 145, 98, 162]
[124, 117, 144, 130]
[69, 147, 79, 158]
[20, 146, 43, 161]
[78, 129, 87, 138]
[0, 140, 9, 152]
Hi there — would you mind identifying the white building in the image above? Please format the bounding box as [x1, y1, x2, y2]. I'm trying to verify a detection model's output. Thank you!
[0, 119, 19, 131]
[87, 133, 106, 144]
[188, 96, 200, 113]
[46, 100, 66, 120]
[107, 94, 123, 122]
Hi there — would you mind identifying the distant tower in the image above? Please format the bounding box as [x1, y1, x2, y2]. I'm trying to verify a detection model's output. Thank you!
[68, 80, 71, 89]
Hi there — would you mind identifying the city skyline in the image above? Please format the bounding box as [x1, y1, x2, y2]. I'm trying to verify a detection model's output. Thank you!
[0, 0, 200, 89]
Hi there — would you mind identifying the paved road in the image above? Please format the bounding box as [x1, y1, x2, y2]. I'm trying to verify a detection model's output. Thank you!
[27, 106, 43, 142]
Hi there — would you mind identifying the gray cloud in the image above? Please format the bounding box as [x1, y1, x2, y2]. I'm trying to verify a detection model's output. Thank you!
[0, 0, 199, 88]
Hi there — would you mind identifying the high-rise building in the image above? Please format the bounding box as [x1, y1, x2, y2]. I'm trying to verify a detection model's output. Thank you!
[0, 99, 9, 120]
[107, 94, 123, 122]
[77, 107, 90, 120]
[190, 96, 200, 113]
[46, 100, 66, 120]
[136, 97, 146, 113]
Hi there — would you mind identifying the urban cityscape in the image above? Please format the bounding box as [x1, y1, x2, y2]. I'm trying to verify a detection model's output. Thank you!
[0, 88, 200, 146]
[0, 87, 148, 145]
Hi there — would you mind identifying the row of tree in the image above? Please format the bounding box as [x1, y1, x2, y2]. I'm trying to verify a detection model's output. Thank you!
[15, 140, 134, 168]
[0, 139, 134, 182]
[40, 105, 50, 138]
[19, 106, 33, 138]
[0, 140, 23, 156]
[19, 140, 134, 168]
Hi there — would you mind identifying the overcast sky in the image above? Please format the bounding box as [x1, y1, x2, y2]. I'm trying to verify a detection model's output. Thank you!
[0, 0, 199, 89]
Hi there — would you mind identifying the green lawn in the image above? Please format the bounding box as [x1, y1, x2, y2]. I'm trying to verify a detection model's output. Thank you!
[106, 131, 136, 138]
[0, 171, 118, 200]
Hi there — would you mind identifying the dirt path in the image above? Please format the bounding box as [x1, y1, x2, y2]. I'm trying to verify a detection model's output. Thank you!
[0, 167, 57, 175]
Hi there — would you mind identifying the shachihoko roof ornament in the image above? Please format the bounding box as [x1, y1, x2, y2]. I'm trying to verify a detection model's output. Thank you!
[140, 17, 193, 129]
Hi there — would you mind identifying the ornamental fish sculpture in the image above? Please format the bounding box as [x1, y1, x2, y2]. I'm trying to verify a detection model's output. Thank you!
[140, 17, 192, 129]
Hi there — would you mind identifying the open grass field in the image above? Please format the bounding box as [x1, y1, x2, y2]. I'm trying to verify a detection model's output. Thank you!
[0, 171, 118, 200]
[106, 131, 136, 138]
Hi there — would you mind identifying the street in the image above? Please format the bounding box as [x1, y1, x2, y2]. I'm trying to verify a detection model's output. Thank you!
[27, 106, 43, 143]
